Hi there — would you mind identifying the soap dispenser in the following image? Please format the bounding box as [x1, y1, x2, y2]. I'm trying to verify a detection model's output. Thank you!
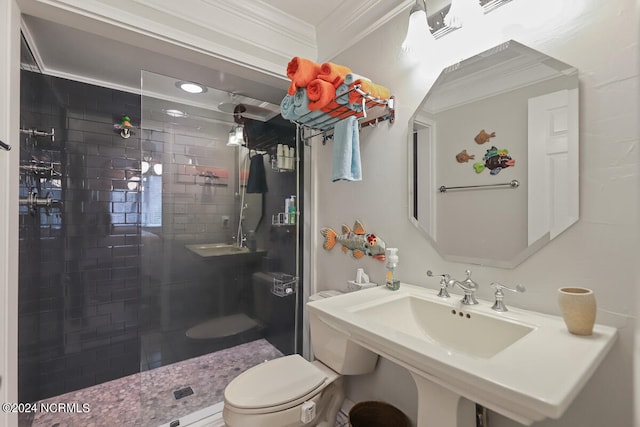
[385, 248, 400, 290]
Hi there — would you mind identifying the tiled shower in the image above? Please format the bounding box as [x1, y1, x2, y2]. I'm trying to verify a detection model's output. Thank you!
[19, 70, 143, 402]
[18, 68, 300, 424]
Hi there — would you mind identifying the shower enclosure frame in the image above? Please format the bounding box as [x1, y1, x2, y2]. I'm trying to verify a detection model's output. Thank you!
[139, 69, 303, 424]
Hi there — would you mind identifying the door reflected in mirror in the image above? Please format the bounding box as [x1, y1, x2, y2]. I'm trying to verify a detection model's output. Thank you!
[409, 41, 579, 268]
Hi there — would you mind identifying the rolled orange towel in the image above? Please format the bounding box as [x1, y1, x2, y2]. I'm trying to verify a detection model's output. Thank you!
[321, 100, 355, 119]
[348, 80, 391, 104]
[287, 57, 322, 95]
[307, 79, 337, 111]
[317, 62, 352, 88]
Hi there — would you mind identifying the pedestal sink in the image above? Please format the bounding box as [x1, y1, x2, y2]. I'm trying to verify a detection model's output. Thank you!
[307, 283, 617, 426]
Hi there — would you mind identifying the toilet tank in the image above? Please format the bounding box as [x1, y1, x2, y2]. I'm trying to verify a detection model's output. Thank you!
[308, 293, 378, 375]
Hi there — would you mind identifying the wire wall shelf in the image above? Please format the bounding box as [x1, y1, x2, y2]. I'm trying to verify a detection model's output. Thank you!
[272, 274, 298, 297]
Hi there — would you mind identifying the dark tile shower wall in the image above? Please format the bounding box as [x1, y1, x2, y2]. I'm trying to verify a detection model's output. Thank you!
[18, 69, 302, 402]
[19, 70, 142, 402]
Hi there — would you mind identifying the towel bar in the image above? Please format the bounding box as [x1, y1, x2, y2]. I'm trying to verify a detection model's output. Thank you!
[295, 88, 395, 143]
[439, 180, 520, 193]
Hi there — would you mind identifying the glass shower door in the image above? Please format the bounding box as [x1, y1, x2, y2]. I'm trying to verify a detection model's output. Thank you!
[138, 70, 300, 425]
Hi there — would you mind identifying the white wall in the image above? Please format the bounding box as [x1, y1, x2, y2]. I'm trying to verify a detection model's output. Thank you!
[311, 0, 638, 426]
[0, 1, 21, 426]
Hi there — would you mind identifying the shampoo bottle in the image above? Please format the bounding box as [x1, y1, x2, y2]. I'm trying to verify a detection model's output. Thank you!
[284, 195, 292, 223]
[385, 248, 399, 290]
[288, 195, 297, 224]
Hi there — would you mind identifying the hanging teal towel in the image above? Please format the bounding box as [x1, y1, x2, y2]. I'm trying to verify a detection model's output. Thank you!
[332, 116, 361, 182]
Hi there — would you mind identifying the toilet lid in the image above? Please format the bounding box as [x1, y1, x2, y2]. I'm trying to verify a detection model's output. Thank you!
[224, 354, 327, 409]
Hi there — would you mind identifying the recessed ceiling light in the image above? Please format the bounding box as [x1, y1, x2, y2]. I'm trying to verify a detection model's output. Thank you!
[165, 109, 187, 118]
[176, 81, 207, 94]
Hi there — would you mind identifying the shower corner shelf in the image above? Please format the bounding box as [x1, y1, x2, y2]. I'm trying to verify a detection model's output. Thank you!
[272, 213, 297, 227]
[272, 274, 297, 297]
[270, 155, 295, 172]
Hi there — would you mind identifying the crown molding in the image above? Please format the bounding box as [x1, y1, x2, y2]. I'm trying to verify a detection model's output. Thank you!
[17, 0, 412, 95]
[316, 0, 413, 62]
[17, 0, 316, 79]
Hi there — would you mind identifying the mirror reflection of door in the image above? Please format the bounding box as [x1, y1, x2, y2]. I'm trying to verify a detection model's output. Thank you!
[409, 40, 579, 268]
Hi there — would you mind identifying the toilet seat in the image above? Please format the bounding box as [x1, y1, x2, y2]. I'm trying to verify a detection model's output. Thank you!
[224, 354, 328, 413]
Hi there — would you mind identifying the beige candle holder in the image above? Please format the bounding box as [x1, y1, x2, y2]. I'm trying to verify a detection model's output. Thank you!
[557, 287, 596, 336]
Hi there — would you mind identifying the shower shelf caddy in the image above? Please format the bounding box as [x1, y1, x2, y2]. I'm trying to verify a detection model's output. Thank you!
[271, 212, 296, 227]
[271, 273, 298, 297]
[291, 84, 395, 144]
[270, 154, 295, 172]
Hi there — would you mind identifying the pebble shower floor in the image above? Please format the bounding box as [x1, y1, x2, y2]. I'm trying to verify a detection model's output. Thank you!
[18, 339, 283, 427]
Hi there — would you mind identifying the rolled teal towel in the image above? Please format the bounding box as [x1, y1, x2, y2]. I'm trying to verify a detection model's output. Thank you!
[332, 116, 361, 182]
[336, 84, 363, 112]
[293, 88, 309, 112]
[280, 94, 299, 120]
[292, 89, 331, 127]
[344, 73, 370, 86]
[335, 84, 350, 104]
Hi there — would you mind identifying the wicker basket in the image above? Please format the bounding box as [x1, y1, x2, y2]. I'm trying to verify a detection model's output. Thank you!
[349, 401, 410, 427]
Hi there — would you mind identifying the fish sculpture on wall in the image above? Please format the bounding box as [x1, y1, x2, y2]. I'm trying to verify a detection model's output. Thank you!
[473, 146, 515, 175]
[455, 149, 475, 163]
[320, 220, 386, 261]
[474, 129, 496, 144]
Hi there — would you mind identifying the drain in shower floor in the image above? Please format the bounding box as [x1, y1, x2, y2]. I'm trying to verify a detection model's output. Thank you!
[173, 386, 194, 400]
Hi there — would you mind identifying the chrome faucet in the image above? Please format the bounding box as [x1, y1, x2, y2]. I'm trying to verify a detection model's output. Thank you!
[457, 269, 479, 305]
[427, 269, 479, 305]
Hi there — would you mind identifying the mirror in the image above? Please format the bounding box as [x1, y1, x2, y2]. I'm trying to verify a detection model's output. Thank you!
[409, 40, 579, 268]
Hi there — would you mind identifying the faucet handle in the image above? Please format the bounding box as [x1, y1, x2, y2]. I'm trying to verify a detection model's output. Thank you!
[426, 271, 451, 298]
[490, 282, 526, 312]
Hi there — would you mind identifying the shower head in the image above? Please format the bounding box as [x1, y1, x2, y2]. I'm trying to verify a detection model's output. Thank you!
[217, 92, 279, 122]
[217, 101, 274, 119]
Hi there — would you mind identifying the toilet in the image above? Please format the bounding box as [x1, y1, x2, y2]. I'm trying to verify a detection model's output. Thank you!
[223, 290, 379, 426]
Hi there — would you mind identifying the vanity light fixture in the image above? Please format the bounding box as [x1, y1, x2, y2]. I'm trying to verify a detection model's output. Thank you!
[429, 0, 515, 37]
[402, 0, 434, 54]
[176, 80, 207, 94]
[444, 0, 484, 28]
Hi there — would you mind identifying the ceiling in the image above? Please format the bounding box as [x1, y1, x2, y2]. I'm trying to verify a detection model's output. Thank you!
[18, 0, 413, 123]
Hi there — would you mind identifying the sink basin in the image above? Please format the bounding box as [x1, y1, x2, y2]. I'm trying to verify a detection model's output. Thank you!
[307, 283, 617, 427]
[185, 243, 250, 257]
[352, 295, 533, 358]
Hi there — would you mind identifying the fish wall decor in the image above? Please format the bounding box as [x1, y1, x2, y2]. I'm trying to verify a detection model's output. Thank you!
[455, 149, 475, 163]
[473, 146, 515, 175]
[320, 220, 386, 261]
[474, 129, 496, 144]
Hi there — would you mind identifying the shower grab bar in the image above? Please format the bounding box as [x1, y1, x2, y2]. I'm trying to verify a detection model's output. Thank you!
[439, 180, 520, 193]
[20, 127, 55, 142]
[19, 191, 63, 215]
[0, 139, 10, 151]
